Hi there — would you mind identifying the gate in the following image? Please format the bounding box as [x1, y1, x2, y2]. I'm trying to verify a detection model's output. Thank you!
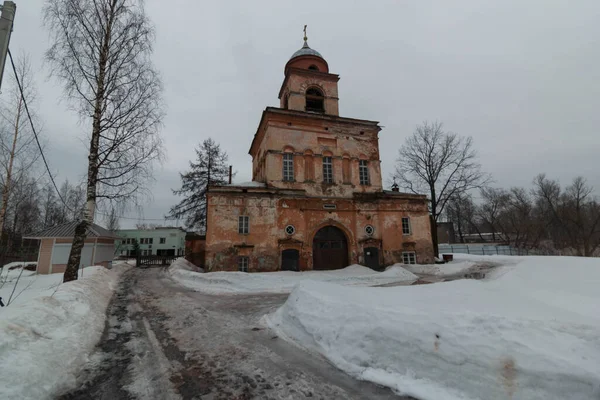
[281, 249, 300, 271]
[137, 254, 178, 268]
[312, 226, 348, 270]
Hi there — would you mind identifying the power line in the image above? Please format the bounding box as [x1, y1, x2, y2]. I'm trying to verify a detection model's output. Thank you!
[7, 48, 73, 212]
[7, 48, 185, 226]
[7, 48, 174, 224]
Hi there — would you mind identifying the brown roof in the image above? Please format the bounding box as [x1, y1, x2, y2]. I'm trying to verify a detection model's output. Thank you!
[24, 221, 118, 239]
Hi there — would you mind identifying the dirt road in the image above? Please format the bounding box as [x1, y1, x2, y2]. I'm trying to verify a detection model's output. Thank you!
[58, 267, 413, 400]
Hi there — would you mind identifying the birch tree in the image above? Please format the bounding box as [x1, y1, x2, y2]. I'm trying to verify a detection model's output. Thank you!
[44, 0, 164, 282]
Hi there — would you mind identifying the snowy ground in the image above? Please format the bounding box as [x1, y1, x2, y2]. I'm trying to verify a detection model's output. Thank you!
[0, 263, 128, 400]
[168, 259, 418, 294]
[402, 254, 507, 279]
[58, 267, 406, 400]
[0, 263, 105, 307]
[265, 255, 600, 400]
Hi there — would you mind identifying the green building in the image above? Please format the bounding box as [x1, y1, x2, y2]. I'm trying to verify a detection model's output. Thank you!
[116, 227, 186, 257]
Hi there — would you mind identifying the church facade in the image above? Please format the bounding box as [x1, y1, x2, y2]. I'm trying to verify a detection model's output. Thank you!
[205, 36, 434, 272]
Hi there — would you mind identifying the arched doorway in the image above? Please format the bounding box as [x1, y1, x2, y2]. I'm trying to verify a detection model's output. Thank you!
[312, 226, 348, 270]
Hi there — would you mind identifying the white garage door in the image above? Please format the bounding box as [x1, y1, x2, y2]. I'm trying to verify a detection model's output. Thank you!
[51, 243, 94, 267]
[94, 244, 115, 263]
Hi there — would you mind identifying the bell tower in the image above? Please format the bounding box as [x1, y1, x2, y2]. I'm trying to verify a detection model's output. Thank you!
[278, 26, 340, 116]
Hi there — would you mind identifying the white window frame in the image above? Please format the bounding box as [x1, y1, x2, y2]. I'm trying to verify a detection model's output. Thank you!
[402, 217, 412, 235]
[402, 251, 416, 265]
[238, 215, 249, 234]
[322, 156, 333, 183]
[159, 237, 166, 244]
[285, 225, 296, 236]
[283, 153, 294, 181]
[359, 160, 370, 185]
[238, 256, 249, 272]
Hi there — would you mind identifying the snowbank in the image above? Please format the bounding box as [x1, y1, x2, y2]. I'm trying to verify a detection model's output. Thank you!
[0, 264, 128, 400]
[170, 257, 204, 273]
[266, 256, 600, 400]
[168, 263, 418, 294]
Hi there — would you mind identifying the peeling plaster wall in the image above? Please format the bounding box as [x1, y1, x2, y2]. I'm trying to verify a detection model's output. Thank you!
[252, 114, 383, 198]
[205, 191, 433, 272]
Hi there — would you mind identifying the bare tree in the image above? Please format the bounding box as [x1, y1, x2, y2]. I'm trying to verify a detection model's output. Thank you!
[0, 54, 41, 239]
[534, 175, 600, 256]
[105, 205, 120, 232]
[394, 121, 488, 256]
[445, 192, 477, 243]
[44, 0, 164, 282]
[477, 187, 511, 242]
[496, 187, 544, 249]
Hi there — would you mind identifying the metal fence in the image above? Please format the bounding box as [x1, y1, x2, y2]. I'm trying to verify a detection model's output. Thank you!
[438, 244, 556, 256]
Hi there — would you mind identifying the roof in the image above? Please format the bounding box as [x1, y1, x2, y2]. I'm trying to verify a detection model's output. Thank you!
[24, 221, 118, 239]
[290, 40, 324, 61]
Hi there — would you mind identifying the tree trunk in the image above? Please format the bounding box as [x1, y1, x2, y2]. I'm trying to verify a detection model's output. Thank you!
[430, 214, 439, 257]
[63, 219, 89, 282]
[63, 1, 116, 283]
[0, 95, 23, 237]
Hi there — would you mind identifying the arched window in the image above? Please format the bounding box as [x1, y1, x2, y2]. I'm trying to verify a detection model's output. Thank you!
[305, 87, 325, 113]
[308, 64, 319, 71]
[283, 93, 289, 109]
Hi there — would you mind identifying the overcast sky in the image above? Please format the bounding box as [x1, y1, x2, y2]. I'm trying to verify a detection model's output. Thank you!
[10, 0, 600, 228]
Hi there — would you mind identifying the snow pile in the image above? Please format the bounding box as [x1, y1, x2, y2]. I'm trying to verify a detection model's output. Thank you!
[168, 257, 204, 275]
[266, 256, 600, 400]
[169, 263, 418, 294]
[0, 265, 128, 400]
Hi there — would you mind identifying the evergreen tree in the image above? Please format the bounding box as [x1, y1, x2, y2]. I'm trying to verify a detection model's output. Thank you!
[132, 239, 140, 257]
[167, 139, 231, 231]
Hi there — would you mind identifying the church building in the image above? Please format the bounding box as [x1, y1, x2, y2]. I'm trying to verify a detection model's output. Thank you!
[205, 33, 434, 272]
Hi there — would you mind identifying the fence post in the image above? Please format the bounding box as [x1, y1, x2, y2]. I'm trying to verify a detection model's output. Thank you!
[509, 247, 513, 256]
[466, 246, 470, 254]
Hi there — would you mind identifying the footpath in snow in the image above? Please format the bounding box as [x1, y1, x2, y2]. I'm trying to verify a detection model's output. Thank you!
[265, 255, 600, 400]
[168, 258, 418, 294]
[0, 264, 128, 400]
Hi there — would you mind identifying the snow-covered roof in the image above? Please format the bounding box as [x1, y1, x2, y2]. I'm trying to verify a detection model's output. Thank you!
[24, 221, 118, 239]
[224, 181, 267, 188]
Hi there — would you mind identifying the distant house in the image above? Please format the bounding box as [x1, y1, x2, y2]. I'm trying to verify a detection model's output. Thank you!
[116, 227, 186, 257]
[24, 221, 117, 274]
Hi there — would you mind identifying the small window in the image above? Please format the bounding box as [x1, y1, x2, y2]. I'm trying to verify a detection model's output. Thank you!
[322, 156, 333, 183]
[121, 250, 126, 255]
[238, 256, 249, 272]
[285, 225, 296, 235]
[160, 237, 166, 244]
[359, 160, 370, 185]
[402, 252, 416, 265]
[238, 216, 249, 234]
[402, 217, 411, 235]
[308, 64, 319, 71]
[283, 153, 294, 181]
[365, 225, 374, 236]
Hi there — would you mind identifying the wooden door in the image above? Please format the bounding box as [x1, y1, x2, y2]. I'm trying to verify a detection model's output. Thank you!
[312, 226, 348, 270]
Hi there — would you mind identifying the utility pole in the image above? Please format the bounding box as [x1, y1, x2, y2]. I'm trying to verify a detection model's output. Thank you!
[0, 1, 16, 91]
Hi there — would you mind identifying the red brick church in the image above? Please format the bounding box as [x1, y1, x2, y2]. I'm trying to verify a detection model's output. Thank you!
[205, 33, 434, 272]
